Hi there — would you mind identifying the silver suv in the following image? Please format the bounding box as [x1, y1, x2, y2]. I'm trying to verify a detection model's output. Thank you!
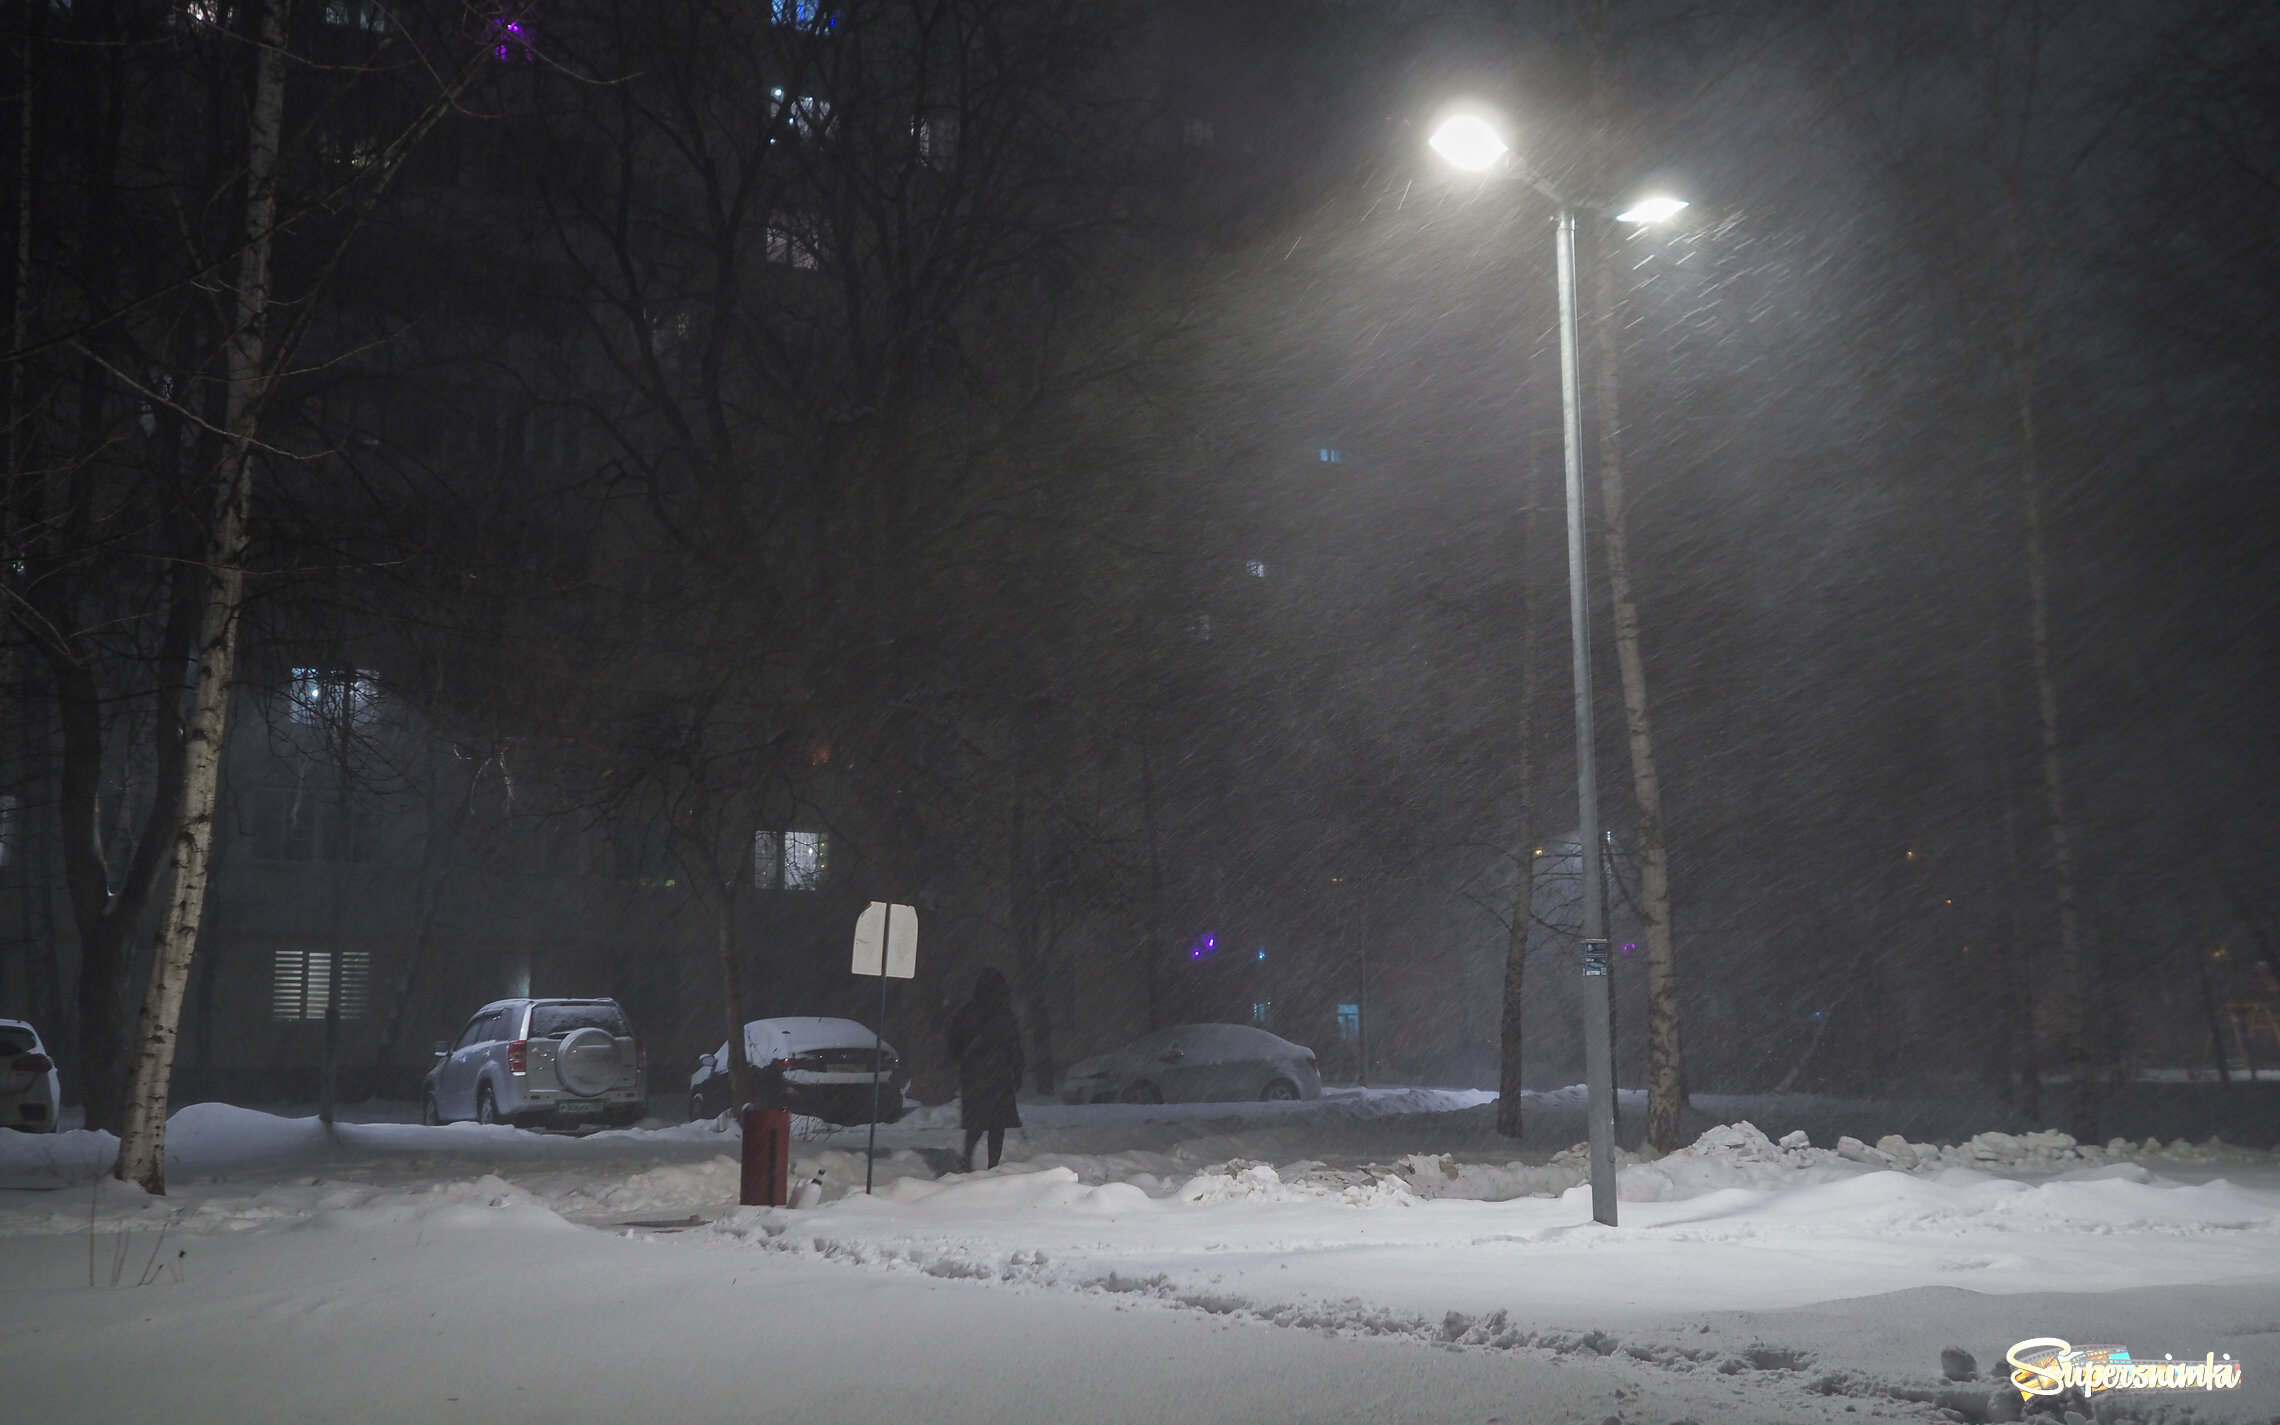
[422, 998, 647, 1129]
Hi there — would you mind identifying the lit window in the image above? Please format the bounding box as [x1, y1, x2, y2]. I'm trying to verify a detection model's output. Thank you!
[766, 219, 820, 269]
[753, 829, 779, 889]
[270, 948, 370, 1022]
[783, 830, 826, 889]
[1335, 1003, 1361, 1041]
[917, 113, 958, 166]
[1244, 559, 1267, 578]
[289, 669, 379, 728]
[317, 132, 380, 173]
[1318, 447, 1346, 463]
[770, 0, 821, 25]
[322, 0, 388, 30]
[769, 89, 832, 139]
[1250, 1001, 1271, 1025]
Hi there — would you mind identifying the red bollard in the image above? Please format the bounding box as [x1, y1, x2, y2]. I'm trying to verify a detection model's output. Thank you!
[739, 1106, 791, 1207]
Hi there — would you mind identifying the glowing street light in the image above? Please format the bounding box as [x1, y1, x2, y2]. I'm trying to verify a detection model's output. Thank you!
[1616, 195, 1689, 225]
[1427, 114, 1510, 172]
[1429, 109, 1688, 1229]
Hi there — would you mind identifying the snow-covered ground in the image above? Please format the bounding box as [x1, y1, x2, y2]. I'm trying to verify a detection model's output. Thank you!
[6, 1088, 2277, 1424]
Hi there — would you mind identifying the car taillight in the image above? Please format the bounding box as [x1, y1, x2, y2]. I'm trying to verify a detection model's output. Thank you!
[1306, 1054, 1318, 1073]
[634, 1040, 647, 1071]
[506, 1040, 527, 1074]
[12, 1053, 51, 1074]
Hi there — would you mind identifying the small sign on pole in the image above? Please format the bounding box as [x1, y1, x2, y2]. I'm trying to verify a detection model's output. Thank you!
[851, 901, 918, 979]
[852, 902, 918, 1194]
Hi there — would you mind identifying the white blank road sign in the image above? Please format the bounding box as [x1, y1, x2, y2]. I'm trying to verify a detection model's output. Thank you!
[851, 901, 918, 979]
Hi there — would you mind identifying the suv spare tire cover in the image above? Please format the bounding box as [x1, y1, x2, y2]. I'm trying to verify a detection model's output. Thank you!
[558, 1026, 621, 1096]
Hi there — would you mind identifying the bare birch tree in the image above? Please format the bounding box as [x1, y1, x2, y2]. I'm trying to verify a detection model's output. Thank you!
[1587, 243, 1686, 1151]
[113, 0, 487, 1188]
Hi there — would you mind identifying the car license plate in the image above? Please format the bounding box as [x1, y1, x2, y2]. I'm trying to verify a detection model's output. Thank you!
[557, 1098, 603, 1114]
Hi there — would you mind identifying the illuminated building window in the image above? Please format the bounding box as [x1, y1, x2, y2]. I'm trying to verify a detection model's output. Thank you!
[271, 948, 370, 1022]
[756, 829, 829, 891]
[766, 217, 821, 269]
[1335, 1003, 1361, 1041]
[290, 668, 379, 728]
[766, 829, 829, 884]
[770, 90, 833, 139]
[918, 114, 958, 166]
[322, 0, 389, 30]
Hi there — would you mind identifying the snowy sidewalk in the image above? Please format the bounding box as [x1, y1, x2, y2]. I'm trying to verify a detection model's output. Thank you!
[7, 1094, 2279, 1422]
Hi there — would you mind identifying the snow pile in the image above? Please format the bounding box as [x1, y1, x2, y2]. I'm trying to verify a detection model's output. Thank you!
[1380, 1151, 1595, 1201]
[844, 1164, 1154, 1216]
[1175, 1159, 1418, 1207]
[541, 1156, 742, 1217]
[1616, 1122, 1867, 1202]
[1837, 1126, 2265, 1173]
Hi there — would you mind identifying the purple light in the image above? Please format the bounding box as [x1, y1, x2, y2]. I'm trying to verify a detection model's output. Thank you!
[488, 9, 535, 62]
[1190, 949, 1202, 959]
[1205, 936, 1215, 949]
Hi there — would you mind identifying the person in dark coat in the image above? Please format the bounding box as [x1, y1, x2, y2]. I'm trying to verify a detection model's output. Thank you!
[947, 968, 1024, 1170]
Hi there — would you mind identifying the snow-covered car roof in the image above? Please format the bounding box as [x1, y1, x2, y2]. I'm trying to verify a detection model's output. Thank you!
[474, 996, 620, 1012]
[1094, 1022, 1312, 1062]
[741, 1017, 896, 1060]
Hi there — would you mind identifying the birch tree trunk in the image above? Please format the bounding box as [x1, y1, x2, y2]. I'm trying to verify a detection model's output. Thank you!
[114, 0, 289, 1193]
[1590, 250, 1686, 1153]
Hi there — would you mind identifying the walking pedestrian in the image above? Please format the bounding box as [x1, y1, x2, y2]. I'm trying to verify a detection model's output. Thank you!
[947, 967, 1024, 1170]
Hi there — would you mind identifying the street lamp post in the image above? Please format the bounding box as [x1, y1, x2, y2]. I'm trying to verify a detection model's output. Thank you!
[1429, 112, 1683, 1229]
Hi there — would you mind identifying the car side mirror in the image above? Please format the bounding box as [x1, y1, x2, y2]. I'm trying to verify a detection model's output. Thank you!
[699, 1053, 715, 1071]
[431, 1041, 450, 1058]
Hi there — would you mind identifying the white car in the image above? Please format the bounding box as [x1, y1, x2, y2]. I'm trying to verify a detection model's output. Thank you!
[1, 1019, 61, 1133]
[422, 998, 647, 1129]
[1059, 1023, 1321, 1106]
[688, 1017, 908, 1125]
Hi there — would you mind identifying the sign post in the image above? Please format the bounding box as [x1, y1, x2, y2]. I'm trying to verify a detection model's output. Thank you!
[851, 901, 918, 1193]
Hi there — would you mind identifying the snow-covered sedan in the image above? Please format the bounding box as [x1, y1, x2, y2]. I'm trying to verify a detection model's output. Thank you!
[1059, 1023, 1321, 1106]
[688, 1017, 908, 1125]
[1, 1018, 60, 1132]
